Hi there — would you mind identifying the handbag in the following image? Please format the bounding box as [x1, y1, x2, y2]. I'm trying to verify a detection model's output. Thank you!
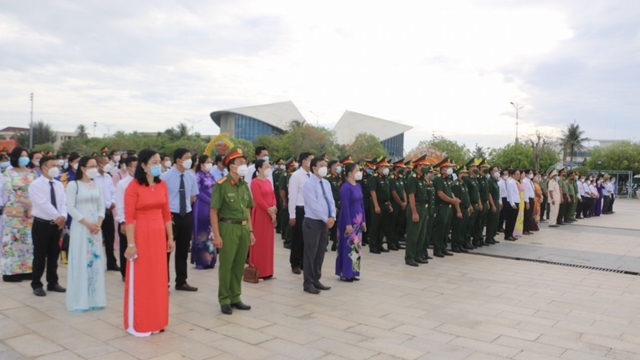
[4, 206, 25, 218]
[243, 263, 260, 283]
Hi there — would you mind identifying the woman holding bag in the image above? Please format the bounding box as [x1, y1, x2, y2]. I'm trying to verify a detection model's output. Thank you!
[249, 159, 276, 280]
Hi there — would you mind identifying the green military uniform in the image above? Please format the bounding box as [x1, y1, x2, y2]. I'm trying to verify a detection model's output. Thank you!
[210, 147, 254, 306]
[538, 177, 549, 221]
[278, 160, 295, 247]
[486, 172, 501, 242]
[558, 173, 569, 224]
[463, 168, 480, 247]
[474, 167, 490, 245]
[404, 158, 430, 265]
[273, 159, 283, 234]
[358, 159, 376, 245]
[421, 178, 436, 258]
[432, 158, 455, 255]
[389, 160, 407, 250]
[368, 158, 393, 253]
[451, 167, 471, 251]
[568, 178, 578, 221]
[326, 171, 341, 249]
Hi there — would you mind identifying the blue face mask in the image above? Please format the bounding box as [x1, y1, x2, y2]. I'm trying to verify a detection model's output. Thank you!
[366, 169, 372, 175]
[150, 164, 162, 177]
[18, 157, 30, 167]
[0, 162, 9, 169]
[262, 156, 269, 162]
[336, 166, 342, 174]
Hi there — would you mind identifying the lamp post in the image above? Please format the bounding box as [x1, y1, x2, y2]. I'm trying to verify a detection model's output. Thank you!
[598, 160, 602, 174]
[29, 93, 34, 149]
[510, 102, 523, 144]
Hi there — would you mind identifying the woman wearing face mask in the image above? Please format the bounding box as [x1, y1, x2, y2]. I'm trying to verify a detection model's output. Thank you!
[1, 147, 36, 282]
[326, 159, 342, 251]
[532, 174, 542, 231]
[249, 159, 277, 280]
[336, 161, 365, 281]
[0, 154, 10, 173]
[191, 155, 217, 270]
[65, 156, 107, 312]
[60, 152, 81, 187]
[28, 152, 43, 177]
[123, 149, 174, 335]
[594, 176, 604, 217]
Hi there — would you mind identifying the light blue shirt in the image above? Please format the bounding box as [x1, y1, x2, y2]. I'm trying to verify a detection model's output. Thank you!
[302, 174, 336, 223]
[160, 168, 199, 214]
[211, 166, 228, 183]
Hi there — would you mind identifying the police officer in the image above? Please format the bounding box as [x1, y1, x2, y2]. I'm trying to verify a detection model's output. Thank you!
[326, 157, 342, 251]
[278, 157, 296, 248]
[451, 165, 472, 253]
[389, 159, 407, 251]
[432, 158, 461, 257]
[368, 157, 393, 253]
[210, 146, 254, 315]
[404, 156, 430, 266]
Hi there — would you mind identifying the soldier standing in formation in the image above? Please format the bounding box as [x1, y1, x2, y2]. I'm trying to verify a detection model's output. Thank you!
[404, 155, 430, 266]
[326, 158, 342, 251]
[450, 165, 472, 253]
[389, 159, 407, 251]
[432, 158, 460, 257]
[368, 157, 393, 254]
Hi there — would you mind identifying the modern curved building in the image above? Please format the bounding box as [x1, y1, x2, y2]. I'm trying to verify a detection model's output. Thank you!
[210, 101, 306, 142]
[333, 110, 413, 159]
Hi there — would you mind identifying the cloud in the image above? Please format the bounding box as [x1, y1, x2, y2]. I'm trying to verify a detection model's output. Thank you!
[0, 0, 638, 153]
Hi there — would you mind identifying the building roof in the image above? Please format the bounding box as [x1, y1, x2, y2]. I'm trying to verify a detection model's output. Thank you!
[0, 126, 29, 133]
[333, 110, 413, 144]
[210, 101, 306, 131]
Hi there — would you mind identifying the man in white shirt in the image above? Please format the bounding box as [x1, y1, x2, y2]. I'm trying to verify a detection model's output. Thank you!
[576, 175, 586, 219]
[28, 156, 67, 296]
[115, 155, 137, 281]
[588, 180, 598, 217]
[211, 154, 228, 182]
[288, 152, 314, 275]
[245, 146, 273, 193]
[504, 169, 520, 241]
[497, 169, 508, 232]
[96, 155, 119, 271]
[107, 150, 121, 177]
[521, 169, 535, 235]
[602, 176, 614, 214]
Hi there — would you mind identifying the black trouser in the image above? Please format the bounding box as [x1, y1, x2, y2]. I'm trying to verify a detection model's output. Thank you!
[589, 197, 597, 216]
[602, 195, 611, 214]
[499, 197, 508, 229]
[523, 197, 534, 232]
[302, 218, 328, 290]
[102, 211, 117, 268]
[118, 223, 127, 279]
[576, 198, 583, 218]
[31, 219, 62, 290]
[540, 195, 548, 221]
[505, 203, 519, 239]
[563, 195, 572, 222]
[557, 197, 566, 224]
[169, 212, 192, 286]
[290, 206, 305, 269]
[363, 198, 372, 244]
[329, 207, 340, 245]
[609, 196, 615, 213]
[582, 197, 591, 217]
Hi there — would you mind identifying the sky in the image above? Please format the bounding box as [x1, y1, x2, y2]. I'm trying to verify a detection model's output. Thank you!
[1, 0, 639, 152]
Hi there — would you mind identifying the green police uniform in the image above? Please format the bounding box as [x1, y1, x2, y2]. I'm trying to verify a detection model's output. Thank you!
[405, 167, 429, 264]
[451, 172, 471, 251]
[568, 179, 578, 221]
[539, 178, 549, 220]
[389, 170, 406, 250]
[369, 166, 393, 253]
[326, 172, 341, 248]
[432, 166, 454, 255]
[558, 175, 569, 223]
[211, 173, 254, 306]
[485, 175, 501, 242]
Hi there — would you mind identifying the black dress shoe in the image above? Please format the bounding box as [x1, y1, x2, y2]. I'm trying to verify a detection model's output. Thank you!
[492, 239, 500, 244]
[405, 261, 419, 267]
[284, 243, 291, 249]
[370, 249, 381, 254]
[416, 258, 428, 264]
[221, 305, 232, 315]
[442, 251, 454, 256]
[340, 277, 354, 282]
[47, 284, 66, 292]
[380, 247, 390, 253]
[433, 252, 445, 258]
[176, 283, 198, 291]
[505, 237, 516, 241]
[314, 283, 331, 291]
[459, 248, 469, 253]
[451, 248, 462, 253]
[304, 287, 320, 294]
[292, 267, 301, 274]
[331, 243, 337, 251]
[388, 246, 399, 251]
[231, 302, 251, 310]
[463, 244, 475, 250]
[497, 228, 505, 232]
[549, 224, 559, 227]
[33, 288, 46, 297]
[473, 242, 483, 247]
[107, 265, 121, 271]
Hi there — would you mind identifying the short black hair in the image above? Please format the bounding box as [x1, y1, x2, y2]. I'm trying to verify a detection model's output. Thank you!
[214, 154, 223, 165]
[524, 169, 532, 174]
[135, 149, 162, 186]
[509, 168, 519, 176]
[298, 152, 313, 165]
[309, 157, 326, 173]
[255, 146, 268, 157]
[40, 156, 56, 168]
[109, 150, 119, 157]
[173, 148, 190, 162]
[328, 159, 339, 169]
[9, 147, 28, 168]
[125, 155, 138, 168]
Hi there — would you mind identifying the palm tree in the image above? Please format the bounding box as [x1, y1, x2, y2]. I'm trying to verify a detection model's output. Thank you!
[561, 122, 589, 167]
[76, 124, 89, 139]
[32, 121, 57, 145]
[176, 123, 189, 138]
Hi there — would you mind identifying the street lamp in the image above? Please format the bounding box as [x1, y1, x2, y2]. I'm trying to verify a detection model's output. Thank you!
[29, 93, 34, 149]
[510, 102, 523, 144]
[598, 160, 602, 174]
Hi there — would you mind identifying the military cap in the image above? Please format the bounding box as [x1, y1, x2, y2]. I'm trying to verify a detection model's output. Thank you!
[404, 160, 413, 168]
[339, 155, 354, 165]
[434, 157, 454, 169]
[412, 154, 429, 166]
[223, 146, 246, 166]
[456, 165, 469, 174]
[364, 158, 377, 167]
[392, 158, 405, 168]
[466, 157, 483, 169]
[276, 158, 284, 165]
[284, 156, 297, 168]
[479, 159, 490, 169]
[318, 153, 328, 162]
[376, 157, 390, 167]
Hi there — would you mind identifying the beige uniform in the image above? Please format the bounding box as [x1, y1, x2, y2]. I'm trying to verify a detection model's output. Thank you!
[548, 179, 560, 226]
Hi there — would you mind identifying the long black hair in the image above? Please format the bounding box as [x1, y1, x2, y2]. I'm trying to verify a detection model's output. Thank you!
[341, 162, 358, 184]
[74, 156, 95, 182]
[252, 159, 267, 179]
[9, 147, 28, 168]
[134, 149, 162, 186]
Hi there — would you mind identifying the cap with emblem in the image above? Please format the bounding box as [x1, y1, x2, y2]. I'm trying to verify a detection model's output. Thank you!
[339, 155, 354, 165]
[364, 158, 377, 168]
[466, 157, 483, 169]
[404, 159, 413, 168]
[456, 165, 469, 174]
[375, 157, 389, 167]
[412, 154, 429, 167]
[434, 157, 454, 169]
[479, 158, 490, 169]
[284, 156, 296, 169]
[392, 158, 405, 168]
[318, 154, 328, 162]
[223, 146, 246, 166]
[276, 158, 284, 165]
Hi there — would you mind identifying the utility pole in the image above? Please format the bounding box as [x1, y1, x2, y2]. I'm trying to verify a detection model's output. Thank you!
[102, 123, 115, 137]
[93, 122, 97, 137]
[29, 93, 34, 149]
[510, 102, 523, 143]
[184, 118, 202, 135]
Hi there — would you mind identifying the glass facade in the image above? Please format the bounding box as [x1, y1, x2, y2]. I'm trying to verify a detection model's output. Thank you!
[234, 114, 282, 141]
[381, 133, 404, 159]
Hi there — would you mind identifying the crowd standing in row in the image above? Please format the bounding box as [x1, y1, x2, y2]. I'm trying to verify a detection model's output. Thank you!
[0, 145, 618, 335]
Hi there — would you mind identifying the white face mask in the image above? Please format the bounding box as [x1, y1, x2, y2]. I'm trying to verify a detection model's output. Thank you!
[71, 163, 78, 170]
[446, 168, 453, 176]
[103, 164, 113, 173]
[382, 168, 390, 176]
[182, 159, 193, 169]
[502, 175, 508, 180]
[528, 174, 534, 179]
[354, 171, 363, 181]
[85, 168, 98, 179]
[236, 164, 248, 177]
[113, 156, 121, 163]
[204, 163, 213, 172]
[493, 172, 500, 179]
[32, 160, 40, 167]
[164, 161, 171, 168]
[56, 160, 64, 167]
[47, 167, 60, 178]
[279, 164, 285, 170]
[264, 168, 272, 177]
[318, 166, 328, 177]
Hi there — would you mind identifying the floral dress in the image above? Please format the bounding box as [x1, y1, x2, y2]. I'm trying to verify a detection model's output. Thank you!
[65, 180, 106, 312]
[336, 182, 365, 279]
[1, 169, 36, 278]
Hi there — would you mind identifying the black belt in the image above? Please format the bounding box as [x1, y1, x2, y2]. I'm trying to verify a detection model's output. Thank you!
[219, 218, 248, 225]
[296, 206, 304, 209]
[415, 203, 429, 208]
[34, 217, 57, 226]
[438, 204, 452, 208]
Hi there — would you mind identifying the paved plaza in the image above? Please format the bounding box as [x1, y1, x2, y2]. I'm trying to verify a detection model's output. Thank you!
[1, 200, 640, 359]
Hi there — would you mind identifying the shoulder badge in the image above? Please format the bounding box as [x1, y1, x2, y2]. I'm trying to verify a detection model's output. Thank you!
[217, 177, 228, 185]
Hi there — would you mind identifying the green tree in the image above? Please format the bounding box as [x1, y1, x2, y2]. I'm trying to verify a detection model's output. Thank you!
[472, 144, 486, 159]
[279, 122, 338, 159]
[11, 131, 29, 148]
[253, 134, 286, 161]
[32, 121, 57, 145]
[586, 141, 640, 174]
[527, 131, 557, 172]
[561, 122, 589, 166]
[76, 124, 89, 139]
[32, 143, 55, 154]
[489, 142, 534, 170]
[409, 135, 470, 164]
[344, 133, 388, 161]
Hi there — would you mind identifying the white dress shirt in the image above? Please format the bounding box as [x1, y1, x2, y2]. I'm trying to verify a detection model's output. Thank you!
[498, 178, 507, 199]
[581, 181, 590, 198]
[245, 163, 274, 193]
[506, 178, 520, 207]
[288, 167, 311, 219]
[589, 184, 598, 198]
[522, 177, 534, 202]
[115, 174, 134, 223]
[578, 180, 586, 198]
[28, 175, 67, 220]
[94, 171, 116, 209]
